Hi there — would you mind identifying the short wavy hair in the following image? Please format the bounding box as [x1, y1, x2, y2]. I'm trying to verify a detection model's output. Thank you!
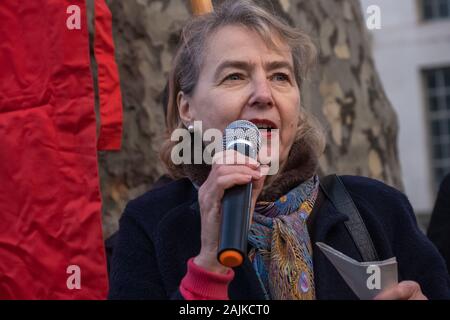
[160, 0, 325, 179]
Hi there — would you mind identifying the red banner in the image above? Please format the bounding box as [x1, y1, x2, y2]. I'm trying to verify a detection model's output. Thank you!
[0, 0, 122, 299]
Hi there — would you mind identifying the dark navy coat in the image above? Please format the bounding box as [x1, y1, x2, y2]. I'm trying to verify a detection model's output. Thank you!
[108, 175, 450, 300]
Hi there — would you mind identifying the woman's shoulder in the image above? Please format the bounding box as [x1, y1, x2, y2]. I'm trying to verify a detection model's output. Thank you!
[337, 176, 421, 256]
[121, 177, 197, 227]
[338, 175, 414, 224]
[339, 175, 408, 203]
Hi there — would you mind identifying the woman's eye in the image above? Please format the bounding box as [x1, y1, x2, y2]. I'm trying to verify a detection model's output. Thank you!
[272, 73, 290, 82]
[224, 73, 244, 81]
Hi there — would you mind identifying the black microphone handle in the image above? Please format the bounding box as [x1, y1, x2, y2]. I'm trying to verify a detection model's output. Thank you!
[218, 181, 253, 265]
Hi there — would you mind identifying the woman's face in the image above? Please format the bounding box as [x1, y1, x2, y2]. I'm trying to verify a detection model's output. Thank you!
[178, 25, 300, 168]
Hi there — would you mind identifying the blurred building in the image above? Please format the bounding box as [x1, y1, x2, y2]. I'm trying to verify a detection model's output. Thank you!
[360, 0, 450, 226]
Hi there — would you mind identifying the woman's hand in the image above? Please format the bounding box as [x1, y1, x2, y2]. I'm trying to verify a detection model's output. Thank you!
[374, 281, 428, 300]
[193, 150, 268, 274]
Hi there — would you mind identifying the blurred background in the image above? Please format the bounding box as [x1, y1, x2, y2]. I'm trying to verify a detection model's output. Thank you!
[359, 0, 450, 228]
[87, 0, 450, 238]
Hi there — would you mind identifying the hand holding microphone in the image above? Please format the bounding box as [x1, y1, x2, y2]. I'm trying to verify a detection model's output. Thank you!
[194, 120, 267, 273]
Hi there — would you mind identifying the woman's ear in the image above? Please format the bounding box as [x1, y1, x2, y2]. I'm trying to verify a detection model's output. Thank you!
[177, 91, 193, 126]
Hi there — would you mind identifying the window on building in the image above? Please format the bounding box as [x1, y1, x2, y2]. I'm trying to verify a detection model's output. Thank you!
[424, 67, 450, 190]
[421, 0, 450, 21]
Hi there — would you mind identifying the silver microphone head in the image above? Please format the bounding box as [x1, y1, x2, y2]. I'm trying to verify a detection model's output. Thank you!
[223, 120, 261, 159]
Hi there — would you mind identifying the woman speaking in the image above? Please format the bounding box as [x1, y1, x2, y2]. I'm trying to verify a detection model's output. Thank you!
[108, 0, 450, 300]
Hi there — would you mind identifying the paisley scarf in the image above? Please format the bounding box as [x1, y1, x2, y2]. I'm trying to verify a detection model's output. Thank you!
[248, 174, 319, 300]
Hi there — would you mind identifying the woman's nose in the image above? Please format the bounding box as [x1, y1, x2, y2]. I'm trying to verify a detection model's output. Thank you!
[248, 77, 274, 108]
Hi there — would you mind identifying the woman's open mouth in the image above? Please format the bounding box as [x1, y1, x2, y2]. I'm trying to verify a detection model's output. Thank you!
[247, 118, 278, 138]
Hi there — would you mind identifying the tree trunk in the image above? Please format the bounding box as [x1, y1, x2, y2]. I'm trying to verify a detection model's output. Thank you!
[97, 0, 402, 238]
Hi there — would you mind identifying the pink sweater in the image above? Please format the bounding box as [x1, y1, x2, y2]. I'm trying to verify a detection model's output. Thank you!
[180, 258, 235, 300]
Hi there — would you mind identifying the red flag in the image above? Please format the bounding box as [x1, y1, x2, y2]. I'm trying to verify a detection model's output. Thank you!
[0, 0, 122, 299]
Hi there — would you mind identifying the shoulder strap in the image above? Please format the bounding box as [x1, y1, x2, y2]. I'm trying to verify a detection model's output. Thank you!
[320, 174, 379, 262]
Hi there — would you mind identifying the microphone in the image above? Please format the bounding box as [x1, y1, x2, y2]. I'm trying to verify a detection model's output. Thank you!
[217, 120, 261, 268]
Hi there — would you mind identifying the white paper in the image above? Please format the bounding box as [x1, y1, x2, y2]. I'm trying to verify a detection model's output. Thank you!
[316, 242, 398, 300]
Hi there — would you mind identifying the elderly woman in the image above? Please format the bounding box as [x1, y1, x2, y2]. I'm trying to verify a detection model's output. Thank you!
[108, 0, 450, 300]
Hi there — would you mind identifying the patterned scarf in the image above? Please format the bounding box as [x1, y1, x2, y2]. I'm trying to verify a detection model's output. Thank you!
[248, 174, 319, 300]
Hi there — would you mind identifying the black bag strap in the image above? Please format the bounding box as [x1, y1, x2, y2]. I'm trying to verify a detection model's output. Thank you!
[320, 174, 379, 262]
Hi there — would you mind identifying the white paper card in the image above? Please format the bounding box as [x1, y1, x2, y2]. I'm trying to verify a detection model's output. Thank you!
[316, 242, 398, 300]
